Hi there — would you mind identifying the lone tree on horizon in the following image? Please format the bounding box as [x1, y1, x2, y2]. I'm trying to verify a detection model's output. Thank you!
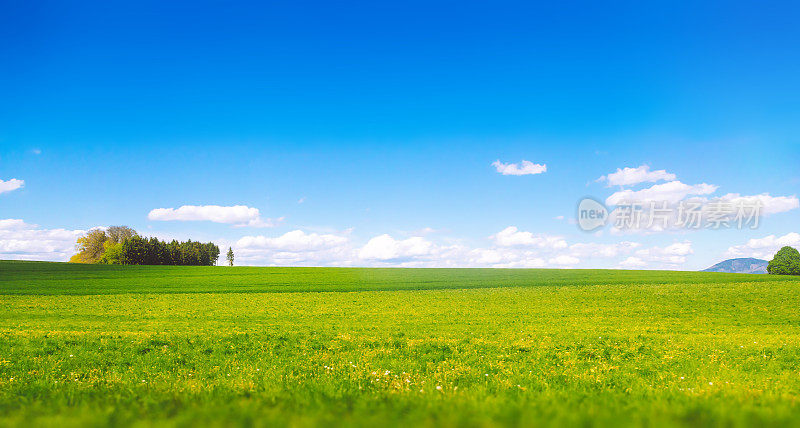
[227, 247, 234, 266]
[767, 246, 800, 275]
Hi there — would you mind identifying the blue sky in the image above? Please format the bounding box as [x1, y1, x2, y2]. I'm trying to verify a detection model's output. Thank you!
[1, 0, 799, 268]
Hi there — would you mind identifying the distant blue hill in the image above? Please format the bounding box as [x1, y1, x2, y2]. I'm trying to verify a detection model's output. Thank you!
[703, 258, 768, 274]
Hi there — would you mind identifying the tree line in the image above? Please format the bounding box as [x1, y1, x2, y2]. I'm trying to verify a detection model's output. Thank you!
[70, 226, 220, 266]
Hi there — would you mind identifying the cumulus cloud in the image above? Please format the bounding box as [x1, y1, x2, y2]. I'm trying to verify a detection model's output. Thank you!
[238, 230, 348, 251]
[0, 219, 27, 229]
[0, 178, 24, 195]
[492, 160, 547, 176]
[458, 247, 544, 268]
[235, 230, 352, 266]
[0, 219, 87, 261]
[358, 235, 438, 261]
[568, 241, 640, 258]
[490, 226, 567, 249]
[232, 226, 623, 268]
[606, 189, 797, 235]
[618, 257, 646, 268]
[598, 166, 797, 236]
[548, 255, 580, 266]
[1, 216, 691, 271]
[599, 165, 676, 187]
[148, 205, 281, 228]
[606, 181, 718, 205]
[634, 241, 693, 265]
[718, 193, 799, 216]
[724, 232, 800, 260]
[350, 228, 647, 269]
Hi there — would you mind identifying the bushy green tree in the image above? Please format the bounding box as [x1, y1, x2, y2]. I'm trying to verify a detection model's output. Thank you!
[203, 242, 219, 266]
[227, 247, 234, 266]
[121, 235, 148, 265]
[767, 246, 800, 275]
[70, 229, 108, 263]
[106, 226, 137, 244]
[71, 226, 138, 263]
[101, 241, 124, 265]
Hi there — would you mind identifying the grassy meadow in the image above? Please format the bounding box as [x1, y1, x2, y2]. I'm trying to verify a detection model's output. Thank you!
[2, 260, 800, 427]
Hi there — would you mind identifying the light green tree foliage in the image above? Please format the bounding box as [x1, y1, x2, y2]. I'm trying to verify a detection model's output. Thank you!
[71, 227, 137, 264]
[101, 241, 124, 265]
[69, 229, 108, 263]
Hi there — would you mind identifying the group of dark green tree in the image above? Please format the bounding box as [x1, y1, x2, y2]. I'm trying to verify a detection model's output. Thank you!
[768, 246, 800, 275]
[70, 226, 224, 266]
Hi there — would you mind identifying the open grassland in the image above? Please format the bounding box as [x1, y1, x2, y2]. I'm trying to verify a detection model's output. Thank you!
[1, 260, 792, 295]
[2, 261, 800, 427]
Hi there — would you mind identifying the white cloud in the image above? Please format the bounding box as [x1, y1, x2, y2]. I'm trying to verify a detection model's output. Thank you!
[719, 193, 799, 216]
[568, 241, 640, 258]
[235, 230, 352, 266]
[0, 219, 28, 230]
[0, 217, 690, 271]
[618, 257, 646, 268]
[599, 165, 676, 187]
[235, 231, 461, 268]
[634, 241, 693, 265]
[606, 181, 718, 205]
[358, 234, 437, 261]
[548, 255, 580, 266]
[0, 178, 24, 195]
[492, 160, 547, 176]
[455, 247, 544, 268]
[0, 219, 87, 261]
[490, 226, 567, 249]
[599, 167, 797, 236]
[663, 241, 693, 256]
[148, 205, 281, 228]
[326, 227, 595, 268]
[238, 230, 348, 251]
[724, 232, 800, 260]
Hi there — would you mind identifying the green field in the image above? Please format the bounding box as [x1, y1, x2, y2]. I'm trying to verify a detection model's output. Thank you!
[2, 260, 800, 427]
